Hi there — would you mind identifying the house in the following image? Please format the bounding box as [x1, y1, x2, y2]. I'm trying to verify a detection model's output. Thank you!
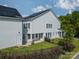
[23, 9, 62, 45]
[0, 5, 62, 49]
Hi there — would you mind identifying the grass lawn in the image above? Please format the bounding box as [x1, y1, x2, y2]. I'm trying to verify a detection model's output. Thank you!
[59, 38, 79, 59]
[0, 38, 79, 59]
[0, 41, 57, 55]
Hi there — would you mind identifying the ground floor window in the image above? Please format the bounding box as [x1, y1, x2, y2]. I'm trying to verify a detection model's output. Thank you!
[46, 32, 52, 38]
[32, 34, 35, 39]
[39, 33, 43, 39]
[52, 32, 59, 36]
[27, 34, 31, 39]
[58, 32, 62, 37]
[32, 33, 43, 40]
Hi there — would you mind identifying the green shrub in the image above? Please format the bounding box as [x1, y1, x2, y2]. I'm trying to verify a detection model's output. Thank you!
[44, 37, 51, 42]
[58, 40, 75, 52]
[50, 46, 64, 59]
[58, 39, 65, 46]
[0, 46, 64, 59]
[51, 38, 61, 44]
[63, 41, 75, 52]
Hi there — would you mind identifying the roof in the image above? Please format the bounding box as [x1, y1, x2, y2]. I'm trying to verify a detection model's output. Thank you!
[23, 9, 50, 21]
[0, 5, 22, 18]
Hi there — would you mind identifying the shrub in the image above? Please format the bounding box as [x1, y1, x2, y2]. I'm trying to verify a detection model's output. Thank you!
[63, 41, 75, 52]
[58, 40, 75, 52]
[51, 38, 61, 44]
[50, 46, 64, 59]
[0, 47, 63, 59]
[58, 39, 65, 46]
[44, 37, 51, 42]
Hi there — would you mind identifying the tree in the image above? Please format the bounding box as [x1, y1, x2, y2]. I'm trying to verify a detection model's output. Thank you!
[59, 11, 79, 41]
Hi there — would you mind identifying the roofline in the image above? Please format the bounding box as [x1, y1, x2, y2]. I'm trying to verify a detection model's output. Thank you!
[23, 9, 60, 22]
[51, 10, 60, 23]
[0, 16, 23, 22]
[23, 9, 50, 22]
[0, 5, 22, 17]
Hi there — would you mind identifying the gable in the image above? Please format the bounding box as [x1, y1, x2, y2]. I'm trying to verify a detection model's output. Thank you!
[32, 11, 60, 28]
[23, 9, 50, 22]
[30, 11, 60, 33]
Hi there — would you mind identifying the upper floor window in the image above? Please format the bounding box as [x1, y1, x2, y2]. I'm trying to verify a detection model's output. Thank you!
[46, 24, 52, 29]
[24, 23, 30, 29]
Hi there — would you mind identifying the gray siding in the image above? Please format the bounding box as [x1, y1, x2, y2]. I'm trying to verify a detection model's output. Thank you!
[0, 19, 22, 49]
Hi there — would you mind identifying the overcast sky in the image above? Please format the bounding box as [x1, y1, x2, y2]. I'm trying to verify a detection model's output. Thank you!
[0, 0, 79, 17]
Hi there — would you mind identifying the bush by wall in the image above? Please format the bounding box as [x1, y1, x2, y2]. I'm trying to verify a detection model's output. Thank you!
[44, 37, 51, 42]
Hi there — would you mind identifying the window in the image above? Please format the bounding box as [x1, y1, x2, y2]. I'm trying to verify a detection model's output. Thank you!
[32, 33, 43, 40]
[58, 32, 62, 37]
[46, 24, 52, 29]
[32, 34, 35, 39]
[24, 23, 30, 29]
[46, 24, 48, 28]
[39, 33, 43, 38]
[46, 32, 52, 38]
[49, 32, 52, 37]
[27, 34, 31, 39]
[50, 24, 52, 28]
[28, 23, 30, 29]
[46, 33, 48, 37]
[36, 34, 38, 38]
[23, 24, 26, 28]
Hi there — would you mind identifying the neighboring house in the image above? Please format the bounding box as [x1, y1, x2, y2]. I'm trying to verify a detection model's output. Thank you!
[0, 5, 62, 49]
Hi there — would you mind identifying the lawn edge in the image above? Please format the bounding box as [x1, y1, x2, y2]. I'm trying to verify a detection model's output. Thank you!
[72, 52, 79, 59]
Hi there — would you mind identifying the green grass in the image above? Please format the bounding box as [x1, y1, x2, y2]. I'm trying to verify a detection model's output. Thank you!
[0, 41, 57, 55]
[59, 39, 79, 59]
[1, 38, 79, 59]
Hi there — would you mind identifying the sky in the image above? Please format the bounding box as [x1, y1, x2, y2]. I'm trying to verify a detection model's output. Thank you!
[0, 0, 79, 17]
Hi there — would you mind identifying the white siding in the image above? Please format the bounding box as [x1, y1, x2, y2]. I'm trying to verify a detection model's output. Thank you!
[0, 20, 22, 49]
[31, 11, 60, 38]
[23, 11, 61, 45]
[23, 21, 32, 34]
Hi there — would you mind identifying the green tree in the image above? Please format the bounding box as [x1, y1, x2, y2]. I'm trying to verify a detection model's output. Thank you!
[59, 11, 79, 42]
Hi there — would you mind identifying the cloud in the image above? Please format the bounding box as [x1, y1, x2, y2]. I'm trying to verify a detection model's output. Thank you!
[54, 0, 79, 10]
[3, 4, 8, 7]
[32, 5, 46, 13]
[32, 5, 52, 13]
[22, 14, 29, 17]
[46, 4, 52, 9]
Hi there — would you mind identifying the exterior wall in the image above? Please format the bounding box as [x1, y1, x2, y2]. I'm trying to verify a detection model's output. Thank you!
[23, 21, 32, 34]
[31, 11, 60, 38]
[0, 18, 22, 49]
[24, 11, 61, 45]
[23, 21, 32, 45]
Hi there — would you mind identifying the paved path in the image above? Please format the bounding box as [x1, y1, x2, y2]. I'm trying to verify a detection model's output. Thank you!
[74, 54, 79, 59]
